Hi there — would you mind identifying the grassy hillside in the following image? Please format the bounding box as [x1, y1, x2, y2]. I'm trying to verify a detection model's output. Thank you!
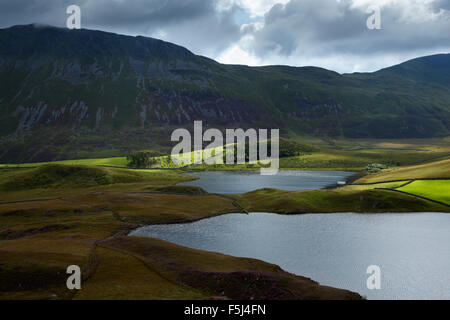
[350, 158, 450, 206]
[355, 158, 450, 183]
[0, 164, 184, 191]
[235, 156, 450, 213]
[2, 137, 448, 172]
[1, 155, 449, 300]
[237, 188, 449, 214]
[0, 25, 450, 163]
[0, 166, 363, 299]
[397, 180, 450, 205]
[0, 157, 128, 168]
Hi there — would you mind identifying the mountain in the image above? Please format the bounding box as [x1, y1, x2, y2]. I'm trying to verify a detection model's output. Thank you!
[0, 24, 449, 162]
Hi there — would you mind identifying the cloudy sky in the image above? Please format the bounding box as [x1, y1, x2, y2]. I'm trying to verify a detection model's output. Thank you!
[1, 0, 449, 73]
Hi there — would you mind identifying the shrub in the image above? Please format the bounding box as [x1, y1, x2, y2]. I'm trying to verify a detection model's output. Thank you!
[365, 163, 388, 173]
[126, 151, 160, 168]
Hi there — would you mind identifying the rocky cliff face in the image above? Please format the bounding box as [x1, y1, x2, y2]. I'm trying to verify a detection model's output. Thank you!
[0, 24, 449, 162]
[0, 25, 271, 136]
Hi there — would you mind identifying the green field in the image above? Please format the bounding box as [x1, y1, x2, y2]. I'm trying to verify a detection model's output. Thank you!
[345, 181, 409, 191]
[350, 158, 450, 205]
[397, 180, 450, 205]
[356, 158, 450, 183]
[346, 179, 450, 206]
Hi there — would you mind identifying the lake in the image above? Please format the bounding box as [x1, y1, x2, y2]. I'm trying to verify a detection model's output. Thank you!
[130, 212, 450, 300]
[178, 170, 355, 194]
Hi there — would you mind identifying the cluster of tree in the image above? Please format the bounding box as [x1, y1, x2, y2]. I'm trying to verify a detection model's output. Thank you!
[277, 138, 317, 157]
[126, 150, 165, 168]
[127, 138, 318, 168]
[218, 138, 317, 163]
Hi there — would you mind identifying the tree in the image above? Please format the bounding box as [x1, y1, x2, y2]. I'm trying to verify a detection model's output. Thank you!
[126, 151, 159, 168]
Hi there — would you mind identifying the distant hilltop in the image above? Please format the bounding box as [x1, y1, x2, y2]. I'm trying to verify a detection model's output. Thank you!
[0, 24, 449, 162]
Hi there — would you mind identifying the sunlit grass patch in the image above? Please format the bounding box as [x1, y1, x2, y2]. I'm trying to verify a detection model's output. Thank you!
[344, 181, 410, 191]
[397, 180, 450, 205]
[356, 158, 450, 183]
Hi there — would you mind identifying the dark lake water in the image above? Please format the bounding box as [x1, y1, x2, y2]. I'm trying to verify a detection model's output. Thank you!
[131, 212, 450, 300]
[178, 170, 355, 194]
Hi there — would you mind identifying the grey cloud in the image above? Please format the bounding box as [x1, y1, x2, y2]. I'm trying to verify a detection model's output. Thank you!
[80, 0, 215, 31]
[0, 0, 449, 73]
[81, 0, 243, 56]
[431, 0, 450, 12]
[0, 0, 243, 57]
[0, 0, 69, 27]
[246, 0, 450, 67]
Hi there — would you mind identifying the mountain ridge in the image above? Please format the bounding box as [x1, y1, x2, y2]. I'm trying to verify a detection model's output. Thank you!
[0, 24, 449, 162]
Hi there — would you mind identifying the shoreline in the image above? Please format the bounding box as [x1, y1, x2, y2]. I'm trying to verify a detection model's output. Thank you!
[128, 211, 450, 300]
[0, 163, 448, 300]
